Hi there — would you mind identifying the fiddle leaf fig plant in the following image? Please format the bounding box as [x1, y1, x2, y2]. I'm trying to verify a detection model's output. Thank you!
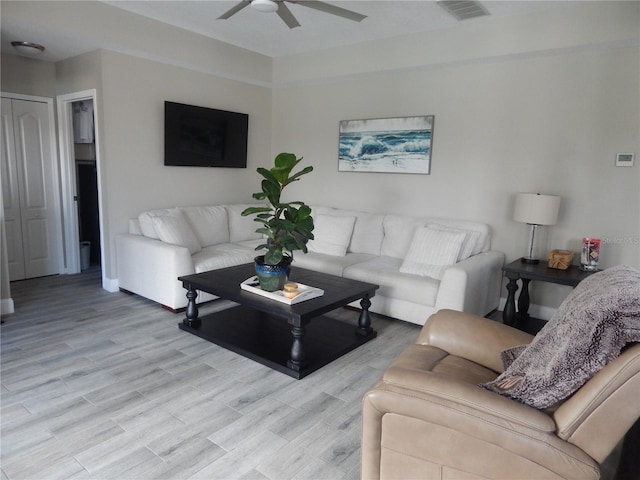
[242, 153, 315, 266]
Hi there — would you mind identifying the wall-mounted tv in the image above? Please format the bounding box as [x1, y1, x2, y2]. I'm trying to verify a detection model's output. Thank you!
[164, 101, 248, 168]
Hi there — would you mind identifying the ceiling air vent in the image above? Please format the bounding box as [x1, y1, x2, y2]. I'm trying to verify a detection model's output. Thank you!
[437, 1, 489, 21]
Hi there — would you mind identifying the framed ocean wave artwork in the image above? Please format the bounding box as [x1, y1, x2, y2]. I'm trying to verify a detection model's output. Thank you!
[338, 116, 434, 174]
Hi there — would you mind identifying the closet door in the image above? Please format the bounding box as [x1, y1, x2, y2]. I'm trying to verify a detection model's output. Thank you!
[1, 98, 26, 280]
[1, 97, 61, 280]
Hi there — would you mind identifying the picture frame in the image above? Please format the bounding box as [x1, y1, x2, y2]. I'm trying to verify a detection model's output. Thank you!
[338, 116, 434, 174]
[615, 153, 634, 167]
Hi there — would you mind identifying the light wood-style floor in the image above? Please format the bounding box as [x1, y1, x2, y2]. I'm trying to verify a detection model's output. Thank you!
[1, 269, 629, 479]
[1, 269, 419, 479]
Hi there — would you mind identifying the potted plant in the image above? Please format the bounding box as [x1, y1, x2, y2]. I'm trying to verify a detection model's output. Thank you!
[241, 152, 315, 291]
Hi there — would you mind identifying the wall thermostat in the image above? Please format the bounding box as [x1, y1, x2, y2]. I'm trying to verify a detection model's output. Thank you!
[616, 153, 634, 167]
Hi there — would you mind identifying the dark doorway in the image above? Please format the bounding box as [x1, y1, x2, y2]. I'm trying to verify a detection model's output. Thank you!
[76, 161, 100, 267]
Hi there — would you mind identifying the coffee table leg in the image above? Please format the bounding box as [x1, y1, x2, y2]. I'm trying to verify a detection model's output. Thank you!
[356, 294, 373, 336]
[287, 325, 306, 371]
[183, 285, 200, 327]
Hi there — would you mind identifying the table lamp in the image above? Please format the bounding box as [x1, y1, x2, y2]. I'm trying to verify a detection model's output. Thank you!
[513, 193, 560, 264]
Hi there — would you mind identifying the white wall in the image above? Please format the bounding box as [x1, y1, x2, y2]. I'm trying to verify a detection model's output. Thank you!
[2, 0, 638, 316]
[98, 51, 272, 281]
[272, 3, 640, 310]
[3, 47, 272, 290]
[2, 0, 275, 292]
[273, 2, 639, 85]
[1, 53, 56, 98]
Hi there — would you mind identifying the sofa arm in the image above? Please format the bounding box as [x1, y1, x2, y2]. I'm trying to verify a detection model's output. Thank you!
[380, 366, 555, 432]
[435, 250, 505, 316]
[362, 371, 599, 480]
[116, 233, 195, 310]
[417, 309, 534, 373]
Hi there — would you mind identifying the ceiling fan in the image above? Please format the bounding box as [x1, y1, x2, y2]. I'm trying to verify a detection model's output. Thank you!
[217, 0, 367, 29]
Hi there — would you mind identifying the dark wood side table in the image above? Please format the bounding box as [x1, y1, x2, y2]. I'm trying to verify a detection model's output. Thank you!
[502, 260, 598, 329]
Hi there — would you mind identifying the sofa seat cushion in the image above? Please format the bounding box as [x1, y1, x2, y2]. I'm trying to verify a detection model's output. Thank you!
[192, 244, 255, 273]
[293, 252, 376, 277]
[344, 256, 439, 307]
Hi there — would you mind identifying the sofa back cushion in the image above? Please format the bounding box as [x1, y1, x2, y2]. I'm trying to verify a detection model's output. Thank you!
[426, 223, 482, 262]
[381, 214, 426, 259]
[399, 226, 467, 279]
[181, 206, 229, 247]
[128, 218, 142, 235]
[225, 204, 263, 243]
[312, 206, 384, 256]
[151, 207, 202, 255]
[307, 214, 356, 256]
[425, 218, 490, 256]
[138, 208, 172, 240]
[382, 214, 491, 259]
[138, 204, 263, 245]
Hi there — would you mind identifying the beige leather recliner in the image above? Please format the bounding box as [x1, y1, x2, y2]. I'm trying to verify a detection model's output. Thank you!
[361, 309, 640, 480]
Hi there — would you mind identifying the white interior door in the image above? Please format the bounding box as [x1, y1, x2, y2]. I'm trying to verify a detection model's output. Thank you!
[1, 98, 26, 280]
[1, 97, 61, 280]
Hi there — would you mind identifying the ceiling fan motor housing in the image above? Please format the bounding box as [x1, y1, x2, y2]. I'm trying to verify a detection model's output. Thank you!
[218, 0, 367, 29]
[251, 0, 278, 14]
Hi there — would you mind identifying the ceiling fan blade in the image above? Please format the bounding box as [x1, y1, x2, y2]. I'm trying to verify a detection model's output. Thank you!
[277, 2, 301, 28]
[290, 1, 366, 22]
[217, 1, 251, 20]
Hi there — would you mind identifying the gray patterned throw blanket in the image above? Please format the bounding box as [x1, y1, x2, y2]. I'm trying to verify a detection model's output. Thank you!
[482, 265, 640, 409]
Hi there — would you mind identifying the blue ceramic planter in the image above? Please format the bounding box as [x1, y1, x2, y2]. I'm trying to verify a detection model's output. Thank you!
[254, 255, 292, 292]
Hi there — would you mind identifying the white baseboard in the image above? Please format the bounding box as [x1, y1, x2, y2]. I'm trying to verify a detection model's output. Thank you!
[498, 297, 557, 322]
[102, 276, 119, 293]
[1, 297, 15, 316]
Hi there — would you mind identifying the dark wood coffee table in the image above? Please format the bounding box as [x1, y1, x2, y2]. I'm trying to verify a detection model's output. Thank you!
[178, 264, 379, 379]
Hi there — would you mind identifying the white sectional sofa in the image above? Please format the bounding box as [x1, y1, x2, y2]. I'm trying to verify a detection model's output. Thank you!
[116, 204, 504, 325]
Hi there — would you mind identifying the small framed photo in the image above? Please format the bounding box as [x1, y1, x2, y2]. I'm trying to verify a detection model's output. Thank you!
[616, 153, 634, 167]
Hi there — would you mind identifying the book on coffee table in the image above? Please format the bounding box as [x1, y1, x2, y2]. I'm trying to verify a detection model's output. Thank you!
[240, 276, 324, 305]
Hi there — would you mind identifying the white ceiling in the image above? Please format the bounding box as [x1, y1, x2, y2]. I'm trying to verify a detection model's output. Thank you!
[1, 1, 562, 61]
[105, 1, 560, 57]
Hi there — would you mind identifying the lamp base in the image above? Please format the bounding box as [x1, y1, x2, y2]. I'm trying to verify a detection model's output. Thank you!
[520, 257, 539, 264]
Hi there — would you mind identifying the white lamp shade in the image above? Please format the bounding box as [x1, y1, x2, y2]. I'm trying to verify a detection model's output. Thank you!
[513, 193, 560, 226]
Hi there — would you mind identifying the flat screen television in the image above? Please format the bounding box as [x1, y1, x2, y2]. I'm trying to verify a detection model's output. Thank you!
[164, 101, 248, 168]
